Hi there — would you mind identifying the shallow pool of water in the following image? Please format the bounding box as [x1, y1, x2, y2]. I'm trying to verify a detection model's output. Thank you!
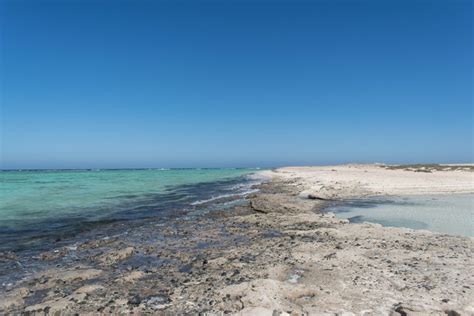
[324, 193, 474, 237]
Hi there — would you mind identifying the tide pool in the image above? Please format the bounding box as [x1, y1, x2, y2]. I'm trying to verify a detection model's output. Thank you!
[325, 194, 474, 237]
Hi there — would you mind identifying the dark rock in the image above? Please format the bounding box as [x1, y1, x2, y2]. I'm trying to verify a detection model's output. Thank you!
[307, 194, 330, 201]
[239, 255, 256, 263]
[393, 303, 407, 316]
[128, 294, 142, 306]
[179, 264, 193, 273]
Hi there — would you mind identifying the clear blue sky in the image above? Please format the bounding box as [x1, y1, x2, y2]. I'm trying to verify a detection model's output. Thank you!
[1, 0, 472, 169]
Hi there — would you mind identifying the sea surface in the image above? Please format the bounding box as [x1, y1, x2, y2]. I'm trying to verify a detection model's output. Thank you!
[324, 193, 474, 237]
[0, 168, 262, 252]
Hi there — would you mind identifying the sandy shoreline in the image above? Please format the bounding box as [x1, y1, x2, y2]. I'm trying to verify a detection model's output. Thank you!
[263, 164, 474, 198]
[1, 164, 473, 315]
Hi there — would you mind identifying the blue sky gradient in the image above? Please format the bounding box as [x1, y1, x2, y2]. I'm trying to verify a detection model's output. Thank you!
[1, 0, 472, 168]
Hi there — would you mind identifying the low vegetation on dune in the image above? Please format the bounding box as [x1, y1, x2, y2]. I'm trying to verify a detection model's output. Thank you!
[382, 164, 474, 173]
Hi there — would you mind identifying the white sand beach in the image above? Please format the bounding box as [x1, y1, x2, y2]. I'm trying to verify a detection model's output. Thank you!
[263, 164, 474, 198]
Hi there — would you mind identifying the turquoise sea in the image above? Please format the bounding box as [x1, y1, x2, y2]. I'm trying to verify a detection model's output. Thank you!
[0, 168, 261, 251]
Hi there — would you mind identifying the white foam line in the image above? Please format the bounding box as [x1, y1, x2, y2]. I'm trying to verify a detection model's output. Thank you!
[190, 189, 259, 206]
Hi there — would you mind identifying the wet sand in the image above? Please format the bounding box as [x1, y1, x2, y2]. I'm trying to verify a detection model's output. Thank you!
[1, 164, 473, 315]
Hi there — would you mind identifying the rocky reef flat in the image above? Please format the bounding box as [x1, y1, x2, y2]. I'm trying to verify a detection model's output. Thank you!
[1, 164, 473, 315]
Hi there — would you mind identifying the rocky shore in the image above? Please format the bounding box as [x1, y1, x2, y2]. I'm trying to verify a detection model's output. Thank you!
[1, 164, 473, 315]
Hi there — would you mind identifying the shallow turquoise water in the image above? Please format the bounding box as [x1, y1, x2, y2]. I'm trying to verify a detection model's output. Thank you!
[325, 194, 474, 237]
[0, 169, 254, 221]
[0, 168, 260, 250]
